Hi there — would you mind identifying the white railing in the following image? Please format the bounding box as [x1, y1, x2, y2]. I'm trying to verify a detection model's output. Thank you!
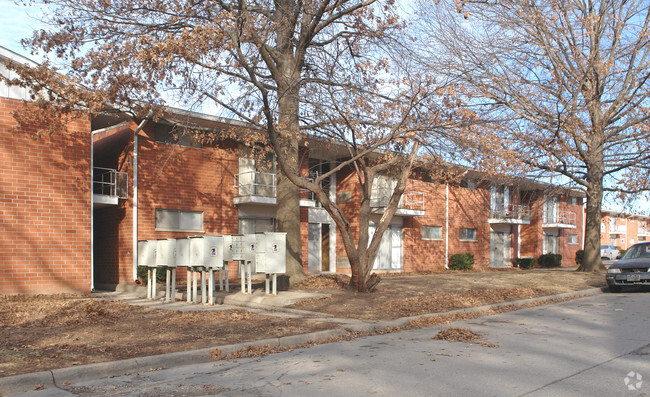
[638, 227, 650, 236]
[609, 224, 626, 234]
[490, 204, 532, 221]
[234, 171, 276, 197]
[370, 188, 425, 211]
[543, 210, 576, 225]
[93, 167, 128, 198]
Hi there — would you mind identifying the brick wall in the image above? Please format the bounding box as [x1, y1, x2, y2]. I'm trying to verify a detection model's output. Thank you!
[0, 97, 92, 293]
[93, 122, 246, 287]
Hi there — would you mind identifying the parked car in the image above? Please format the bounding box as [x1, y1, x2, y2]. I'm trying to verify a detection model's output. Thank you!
[606, 242, 650, 292]
[601, 245, 619, 260]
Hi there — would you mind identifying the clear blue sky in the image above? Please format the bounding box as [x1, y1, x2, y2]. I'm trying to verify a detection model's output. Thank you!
[0, 1, 44, 60]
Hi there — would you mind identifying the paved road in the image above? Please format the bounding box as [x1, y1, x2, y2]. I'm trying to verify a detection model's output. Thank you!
[17, 291, 650, 396]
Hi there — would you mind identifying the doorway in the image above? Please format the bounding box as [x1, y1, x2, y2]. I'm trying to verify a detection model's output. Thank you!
[308, 223, 331, 273]
[490, 230, 511, 268]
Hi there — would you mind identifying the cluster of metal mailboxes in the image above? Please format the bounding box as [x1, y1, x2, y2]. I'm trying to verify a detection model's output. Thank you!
[137, 232, 287, 303]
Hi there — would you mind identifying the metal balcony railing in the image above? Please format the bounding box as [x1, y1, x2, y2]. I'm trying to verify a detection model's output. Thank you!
[234, 171, 276, 197]
[370, 188, 425, 211]
[638, 227, 650, 236]
[543, 210, 576, 225]
[490, 204, 532, 221]
[93, 167, 128, 198]
[609, 224, 627, 234]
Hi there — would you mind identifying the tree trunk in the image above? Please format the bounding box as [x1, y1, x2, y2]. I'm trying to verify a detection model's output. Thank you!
[275, 67, 305, 285]
[578, 166, 606, 272]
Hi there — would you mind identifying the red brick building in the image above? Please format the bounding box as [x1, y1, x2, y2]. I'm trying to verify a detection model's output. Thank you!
[601, 210, 650, 250]
[1, 46, 587, 294]
[0, 47, 92, 293]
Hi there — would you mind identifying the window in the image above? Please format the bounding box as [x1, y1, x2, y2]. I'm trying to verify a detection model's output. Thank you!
[621, 237, 625, 244]
[155, 123, 202, 148]
[460, 179, 476, 190]
[238, 217, 275, 234]
[570, 197, 580, 206]
[459, 228, 477, 241]
[422, 226, 442, 240]
[155, 209, 203, 232]
[568, 234, 578, 245]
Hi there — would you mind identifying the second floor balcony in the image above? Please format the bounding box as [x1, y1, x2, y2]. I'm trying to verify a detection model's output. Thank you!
[370, 188, 425, 217]
[609, 224, 627, 235]
[638, 227, 650, 236]
[233, 171, 319, 207]
[489, 204, 532, 224]
[543, 210, 577, 228]
[93, 167, 128, 207]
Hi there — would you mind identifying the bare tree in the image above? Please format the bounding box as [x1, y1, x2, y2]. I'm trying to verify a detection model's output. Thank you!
[7, 0, 465, 291]
[416, 0, 650, 271]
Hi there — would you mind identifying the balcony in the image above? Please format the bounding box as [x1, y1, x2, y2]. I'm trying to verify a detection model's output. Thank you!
[543, 210, 576, 229]
[609, 224, 627, 235]
[93, 167, 128, 207]
[489, 204, 532, 224]
[233, 171, 318, 207]
[638, 227, 650, 237]
[370, 189, 425, 217]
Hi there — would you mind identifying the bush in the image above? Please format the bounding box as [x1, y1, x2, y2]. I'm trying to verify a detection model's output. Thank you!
[515, 257, 536, 269]
[449, 253, 474, 270]
[575, 250, 584, 265]
[137, 266, 167, 283]
[538, 253, 562, 268]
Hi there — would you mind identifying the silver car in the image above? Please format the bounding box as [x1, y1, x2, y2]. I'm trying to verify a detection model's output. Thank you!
[601, 245, 619, 260]
[606, 242, 650, 292]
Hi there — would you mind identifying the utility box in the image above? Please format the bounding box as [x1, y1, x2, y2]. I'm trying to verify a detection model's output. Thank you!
[254, 232, 287, 274]
[156, 238, 177, 267]
[175, 238, 191, 267]
[230, 234, 256, 262]
[137, 240, 157, 267]
[189, 235, 225, 269]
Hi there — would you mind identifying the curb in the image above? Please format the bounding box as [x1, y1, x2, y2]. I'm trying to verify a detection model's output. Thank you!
[0, 287, 605, 395]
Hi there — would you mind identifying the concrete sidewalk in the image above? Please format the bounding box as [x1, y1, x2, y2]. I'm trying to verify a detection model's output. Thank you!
[0, 287, 605, 396]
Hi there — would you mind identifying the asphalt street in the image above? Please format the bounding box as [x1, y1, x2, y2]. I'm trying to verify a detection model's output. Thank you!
[13, 291, 650, 397]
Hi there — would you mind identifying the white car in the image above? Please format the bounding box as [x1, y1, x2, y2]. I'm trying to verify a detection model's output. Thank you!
[601, 245, 620, 260]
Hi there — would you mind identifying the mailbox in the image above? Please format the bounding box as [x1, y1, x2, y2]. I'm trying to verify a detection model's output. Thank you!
[189, 235, 224, 269]
[254, 232, 287, 274]
[222, 235, 233, 261]
[156, 239, 177, 267]
[175, 238, 191, 267]
[137, 240, 157, 267]
[230, 234, 256, 262]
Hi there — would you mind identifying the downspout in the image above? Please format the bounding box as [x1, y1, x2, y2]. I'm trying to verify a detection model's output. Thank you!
[132, 112, 153, 282]
[90, 129, 95, 292]
[445, 183, 449, 269]
[517, 224, 521, 259]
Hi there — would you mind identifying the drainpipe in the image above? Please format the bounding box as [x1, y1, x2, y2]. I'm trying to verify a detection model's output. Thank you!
[132, 111, 153, 282]
[517, 224, 521, 259]
[90, 129, 95, 292]
[445, 183, 449, 269]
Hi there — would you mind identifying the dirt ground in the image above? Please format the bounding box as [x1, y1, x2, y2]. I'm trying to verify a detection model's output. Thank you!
[0, 268, 606, 378]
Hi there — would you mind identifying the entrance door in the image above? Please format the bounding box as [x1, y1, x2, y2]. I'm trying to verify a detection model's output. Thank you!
[490, 231, 511, 268]
[308, 223, 331, 273]
[369, 224, 403, 270]
[308, 223, 321, 273]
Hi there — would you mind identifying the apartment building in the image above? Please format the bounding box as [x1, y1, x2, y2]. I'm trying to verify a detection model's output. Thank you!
[1, 46, 586, 293]
[0, 47, 93, 294]
[600, 210, 650, 250]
